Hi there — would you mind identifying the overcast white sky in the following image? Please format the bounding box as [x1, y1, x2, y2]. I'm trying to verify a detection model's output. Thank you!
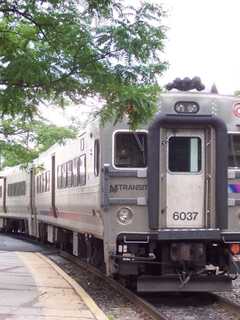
[47, 0, 240, 125]
[157, 0, 240, 94]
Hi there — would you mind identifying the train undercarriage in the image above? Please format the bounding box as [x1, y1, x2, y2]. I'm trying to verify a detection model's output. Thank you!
[114, 231, 240, 292]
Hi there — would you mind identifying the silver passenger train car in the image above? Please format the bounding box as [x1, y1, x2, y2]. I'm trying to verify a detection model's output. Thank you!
[1, 87, 240, 292]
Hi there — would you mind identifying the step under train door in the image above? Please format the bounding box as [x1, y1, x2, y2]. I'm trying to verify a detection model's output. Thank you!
[165, 129, 206, 228]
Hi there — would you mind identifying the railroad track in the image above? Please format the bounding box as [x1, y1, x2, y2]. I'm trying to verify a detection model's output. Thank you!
[213, 294, 240, 319]
[57, 250, 169, 320]
[142, 291, 240, 320]
[55, 251, 240, 320]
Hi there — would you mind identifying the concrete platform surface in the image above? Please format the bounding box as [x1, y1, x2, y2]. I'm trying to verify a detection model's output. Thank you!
[0, 250, 107, 320]
[0, 234, 46, 252]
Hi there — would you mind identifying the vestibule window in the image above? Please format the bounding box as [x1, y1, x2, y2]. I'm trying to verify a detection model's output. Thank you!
[114, 132, 147, 168]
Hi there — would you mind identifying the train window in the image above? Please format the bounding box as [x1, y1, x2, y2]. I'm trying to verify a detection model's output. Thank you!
[228, 134, 240, 167]
[80, 138, 85, 151]
[39, 175, 41, 193]
[44, 172, 47, 192]
[169, 137, 201, 172]
[79, 155, 86, 185]
[22, 181, 26, 195]
[16, 183, 20, 195]
[41, 173, 45, 193]
[62, 163, 67, 188]
[7, 181, 26, 197]
[94, 139, 100, 176]
[0, 186, 2, 198]
[73, 158, 78, 187]
[39, 175, 42, 192]
[7, 185, 11, 196]
[36, 172, 50, 193]
[57, 166, 62, 189]
[46, 171, 50, 192]
[67, 160, 73, 187]
[114, 132, 147, 168]
[36, 176, 39, 193]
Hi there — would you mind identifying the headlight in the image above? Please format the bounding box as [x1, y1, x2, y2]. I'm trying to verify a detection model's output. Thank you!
[174, 101, 199, 114]
[117, 207, 133, 225]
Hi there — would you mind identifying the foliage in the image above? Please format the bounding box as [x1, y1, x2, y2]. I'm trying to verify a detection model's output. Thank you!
[0, 0, 167, 130]
[0, 117, 76, 167]
[0, 0, 167, 167]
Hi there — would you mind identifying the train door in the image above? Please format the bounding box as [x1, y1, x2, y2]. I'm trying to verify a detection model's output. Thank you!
[165, 129, 205, 228]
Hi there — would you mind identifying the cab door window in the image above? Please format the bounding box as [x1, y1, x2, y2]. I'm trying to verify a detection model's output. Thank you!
[168, 136, 202, 173]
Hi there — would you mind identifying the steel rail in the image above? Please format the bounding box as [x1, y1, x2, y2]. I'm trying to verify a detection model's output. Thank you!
[59, 250, 170, 320]
[210, 293, 240, 318]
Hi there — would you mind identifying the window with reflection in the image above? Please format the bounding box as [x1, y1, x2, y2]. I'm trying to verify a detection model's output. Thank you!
[114, 132, 147, 168]
[79, 155, 86, 185]
[168, 136, 202, 173]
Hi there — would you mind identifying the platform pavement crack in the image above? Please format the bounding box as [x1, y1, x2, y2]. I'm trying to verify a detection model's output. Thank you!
[19, 291, 47, 308]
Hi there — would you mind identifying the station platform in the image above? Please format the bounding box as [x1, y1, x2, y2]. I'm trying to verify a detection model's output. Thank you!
[0, 235, 107, 320]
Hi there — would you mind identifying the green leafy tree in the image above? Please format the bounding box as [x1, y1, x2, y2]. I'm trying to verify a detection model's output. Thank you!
[0, 117, 76, 167]
[0, 0, 167, 166]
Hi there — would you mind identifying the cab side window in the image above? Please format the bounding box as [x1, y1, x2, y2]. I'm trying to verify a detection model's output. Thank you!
[114, 132, 147, 168]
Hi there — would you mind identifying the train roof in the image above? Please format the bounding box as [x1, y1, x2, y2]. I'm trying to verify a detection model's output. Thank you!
[158, 91, 240, 131]
[159, 91, 238, 102]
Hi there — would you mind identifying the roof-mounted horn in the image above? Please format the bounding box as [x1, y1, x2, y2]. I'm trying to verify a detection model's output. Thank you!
[166, 77, 205, 92]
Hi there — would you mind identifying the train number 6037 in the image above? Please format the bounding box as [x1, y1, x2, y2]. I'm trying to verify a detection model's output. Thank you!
[172, 211, 199, 221]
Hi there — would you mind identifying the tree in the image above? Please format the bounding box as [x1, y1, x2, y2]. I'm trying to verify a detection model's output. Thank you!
[0, 0, 167, 166]
[0, 117, 76, 167]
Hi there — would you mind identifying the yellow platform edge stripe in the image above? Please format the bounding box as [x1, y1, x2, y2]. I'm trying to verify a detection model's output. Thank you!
[36, 252, 109, 320]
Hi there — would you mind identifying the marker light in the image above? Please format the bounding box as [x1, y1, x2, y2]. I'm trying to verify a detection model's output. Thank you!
[117, 207, 133, 225]
[230, 243, 240, 255]
[233, 103, 240, 118]
[174, 101, 199, 114]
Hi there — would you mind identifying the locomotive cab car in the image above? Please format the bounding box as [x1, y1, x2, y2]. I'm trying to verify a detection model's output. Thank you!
[0, 80, 240, 292]
[103, 91, 240, 292]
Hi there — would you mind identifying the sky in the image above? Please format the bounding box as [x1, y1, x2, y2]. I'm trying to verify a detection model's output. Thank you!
[47, 0, 240, 125]
[156, 0, 240, 94]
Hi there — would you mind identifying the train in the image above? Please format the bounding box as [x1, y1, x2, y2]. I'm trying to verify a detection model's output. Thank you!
[1, 78, 240, 292]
